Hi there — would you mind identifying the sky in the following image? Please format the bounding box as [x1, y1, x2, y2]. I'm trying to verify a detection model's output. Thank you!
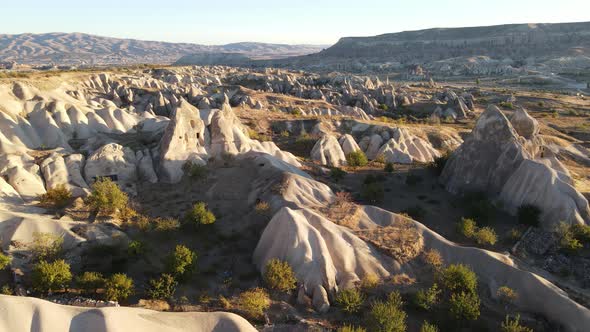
[2, 0, 590, 45]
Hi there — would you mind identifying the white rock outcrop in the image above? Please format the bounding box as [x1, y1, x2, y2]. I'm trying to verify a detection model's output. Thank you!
[310, 135, 347, 167]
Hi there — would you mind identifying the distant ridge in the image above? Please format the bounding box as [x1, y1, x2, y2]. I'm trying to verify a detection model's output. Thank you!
[0, 32, 328, 66]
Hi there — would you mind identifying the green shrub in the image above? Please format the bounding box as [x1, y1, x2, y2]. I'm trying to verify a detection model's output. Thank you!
[263, 259, 297, 292]
[86, 178, 128, 215]
[362, 182, 384, 203]
[104, 273, 134, 302]
[420, 322, 439, 332]
[422, 249, 443, 269]
[238, 288, 270, 319]
[127, 240, 145, 256]
[290, 108, 302, 116]
[558, 222, 584, 253]
[147, 273, 177, 300]
[167, 245, 197, 278]
[378, 104, 389, 111]
[366, 291, 407, 332]
[39, 184, 72, 209]
[153, 217, 181, 232]
[517, 204, 541, 227]
[335, 288, 365, 314]
[0, 252, 10, 270]
[346, 150, 368, 167]
[475, 227, 498, 245]
[338, 325, 367, 332]
[571, 224, 590, 243]
[457, 218, 477, 238]
[32, 260, 72, 294]
[414, 284, 441, 311]
[501, 314, 533, 332]
[439, 264, 477, 294]
[499, 102, 514, 109]
[0, 285, 13, 295]
[28, 232, 64, 262]
[294, 133, 318, 152]
[182, 161, 208, 180]
[185, 202, 216, 225]
[449, 291, 480, 321]
[384, 162, 394, 173]
[76, 271, 105, 295]
[496, 286, 518, 305]
[330, 167, 347, 181]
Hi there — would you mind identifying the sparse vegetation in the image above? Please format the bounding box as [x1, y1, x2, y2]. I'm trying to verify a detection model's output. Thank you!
[499, 101, 515, 109]
[86, 178, 128, 215]
[28, 232, 64, 262]
[153, 217, 181, 232]
[76, 271, 105, 295]
[360, 273, 380, 290]
[104, 273, 134, 302]
[0, 285, 13, 295]
[263, 259, 297, 292]
[338, 325, 367, 332]
[501, 314, 533, 332]
[185, 202, 216, 225]
[414, 283, 441, 311]
[39, 184, 72, 209]
[346, 150, 368, 167]
[335, 288, 365, 314]
[420, 322, 439, 332]
[497, 286, 518, 306]
[474, 226, 498, 246]
[166, 245, 197, 279]
[457, 218, 477, 238]
[438, 264, 477, 294]
[366, 291, 407, 332]
[237, 288, 270, 319]
[147, 274, 177, 300]
[182, 161, 208, 180]
[449, 291, 480, 321]
[422, 249, 443, 270]
[557, 222, 584, 253]
[254, 201, 271, 214]
[0, 252, 10, 270]
[32, 260, 72, 294]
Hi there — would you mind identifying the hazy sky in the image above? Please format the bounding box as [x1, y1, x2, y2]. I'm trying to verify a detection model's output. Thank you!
[2, 0, 589, 45]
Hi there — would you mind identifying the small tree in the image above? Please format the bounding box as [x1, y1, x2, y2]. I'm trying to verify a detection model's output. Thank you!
[438, 264, 477, 294]
[104, 273, 134, 302]
[32, 260, 72, 294]
[497, 286, 518, 306]
[0, 252, 11, 270]
[346, 150, 368, 168]
[185, 202, 215, 226]
[501, 314, 533, 332]
[76, 271, 105, 295]
[457, 218, 477, 238]
[475, 227, 497, 246]
[420, 322, 439, 332]
[449, 291, 480, 321]
[335, 288, 365, 314]
[39, 184, 72, 209]
[414, 284, 441, 311]
[167, 245, 197, 279]
[28, 232, 63, 262]
[366, 291, 407, 332]
[147, 274, 177, 300]
[86, 178, 128, 216]
[238, 288, 270, 320]
[422, 249, 443, 270]
[127, 240, 145, 257]
[338, 325, 367, 332]
[263, 259, 297, 292]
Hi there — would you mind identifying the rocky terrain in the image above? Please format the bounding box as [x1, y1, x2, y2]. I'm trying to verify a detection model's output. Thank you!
[0, 64, 589, 332]
[0, 33, 326, 66]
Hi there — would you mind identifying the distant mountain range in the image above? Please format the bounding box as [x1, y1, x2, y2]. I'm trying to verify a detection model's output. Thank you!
[0, 32, 328, 66]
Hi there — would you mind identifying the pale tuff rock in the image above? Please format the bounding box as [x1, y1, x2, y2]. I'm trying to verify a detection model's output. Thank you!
[84, 143, 137, 191]
[5, 166, 45, 201]
[254, 207, 392, 312]
[0, 177, 23, 207]
[510, 107, 540, 139]
[158, 99, 207, 183]
[376, 128, 441, 164]
[310, 135, 347, 167]
[441, 106, 590, 227]
[362, 134, 384, 160]
[27, 109, 72, 150]
[499, 159, 590, 227]
[0, 295, 257, 332]
[338, 134, 362, 155]
[40, 153, 89, 197]
[136, 150, 158, 184]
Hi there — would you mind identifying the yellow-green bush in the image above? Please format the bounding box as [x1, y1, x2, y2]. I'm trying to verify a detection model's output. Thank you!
[263, 259, 297, 292]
